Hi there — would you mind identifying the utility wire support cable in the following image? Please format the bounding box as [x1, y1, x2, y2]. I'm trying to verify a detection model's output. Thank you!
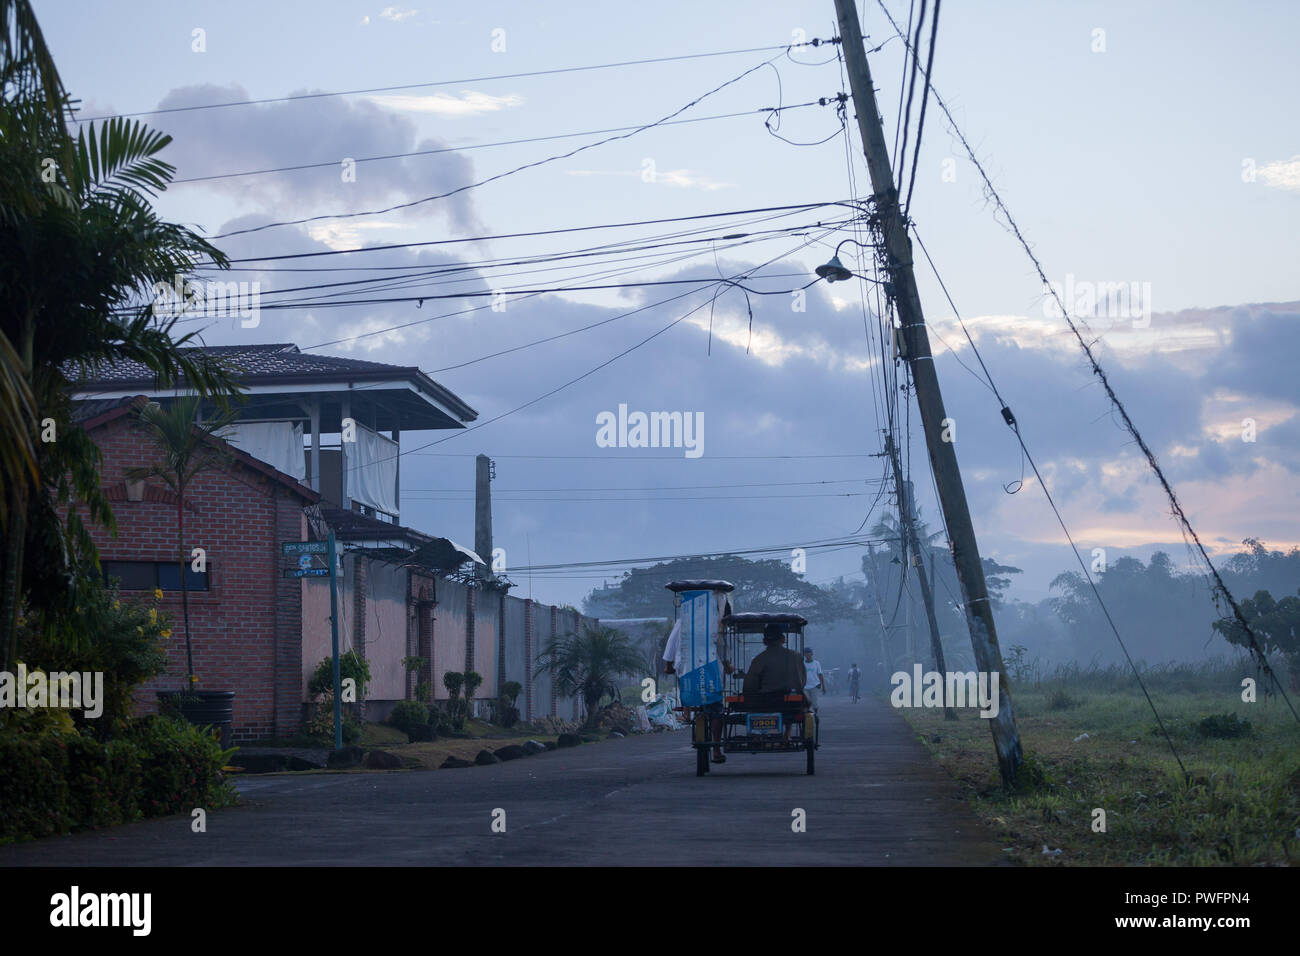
[873, 0, 1296, 722]
[213, 48, 835, 240]
[75, 41, 839, 122]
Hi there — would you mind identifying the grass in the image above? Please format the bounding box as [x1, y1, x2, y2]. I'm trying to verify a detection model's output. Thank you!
[897, 660, 1300, 866]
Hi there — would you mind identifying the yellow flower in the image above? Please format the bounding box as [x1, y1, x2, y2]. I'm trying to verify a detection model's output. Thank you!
[149, 608, 158, 624]
[113, 601, 120, 610]
[153, 588, 164, 601]
[189, 674, 199, 684]
[137, 626, 144, 635]
[160, 629, 172, 639]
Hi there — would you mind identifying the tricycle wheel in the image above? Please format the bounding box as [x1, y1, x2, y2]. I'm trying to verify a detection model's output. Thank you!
[696, 745, 708, 777]
[805, 739, 815, 775]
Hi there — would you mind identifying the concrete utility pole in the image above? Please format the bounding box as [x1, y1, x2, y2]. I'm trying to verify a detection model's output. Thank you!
[475, 454, 494, 583]
[886, 435, 955, 720]
[834, 0, 1020, 781]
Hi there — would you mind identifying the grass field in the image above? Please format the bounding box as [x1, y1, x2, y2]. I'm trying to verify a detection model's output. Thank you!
[896, 660, 1300, 865]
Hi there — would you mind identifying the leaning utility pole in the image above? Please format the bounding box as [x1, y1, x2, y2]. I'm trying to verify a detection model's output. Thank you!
[885, 435, 955, 719]
[834, 0, 1021, 781]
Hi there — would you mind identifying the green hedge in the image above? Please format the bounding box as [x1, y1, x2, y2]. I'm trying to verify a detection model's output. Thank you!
[0, 715, 236, 843]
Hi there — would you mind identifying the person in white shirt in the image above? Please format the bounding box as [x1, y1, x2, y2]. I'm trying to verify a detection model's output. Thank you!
[802, 648, 827, 713]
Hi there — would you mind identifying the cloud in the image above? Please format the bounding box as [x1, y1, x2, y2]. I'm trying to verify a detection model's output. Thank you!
[1256, 155, 1300, 191]
[150, 83, 482, 236]
[566, 168, 738, 190]
[379, 6, 417, 22]
[366, 91, 523, 115]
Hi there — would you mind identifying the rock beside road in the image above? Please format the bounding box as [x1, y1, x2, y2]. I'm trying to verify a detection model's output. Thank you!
[556, 732, 582, 748]
[232, 753, 287, 773]
[364, 749, 404, 770]
[327, 746, 366, 769]
[475, 749, 502, 765]
[494, 744, 528, 761]
[522, 740, 548, 755]
[440, 756, 473, 769]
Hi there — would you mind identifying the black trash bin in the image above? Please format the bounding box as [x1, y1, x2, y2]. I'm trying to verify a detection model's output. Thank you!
[157, 690, 236, 749]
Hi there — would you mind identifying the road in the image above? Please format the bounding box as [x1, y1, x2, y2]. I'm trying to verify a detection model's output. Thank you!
[0, 696, 1005, 866]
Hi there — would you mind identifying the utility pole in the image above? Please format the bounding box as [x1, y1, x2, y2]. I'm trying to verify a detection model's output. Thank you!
[475, 454, 494, 584]
[834, 0, 1020, 781]
[885, 435, 955, 720]
[865, 543, 893, 682]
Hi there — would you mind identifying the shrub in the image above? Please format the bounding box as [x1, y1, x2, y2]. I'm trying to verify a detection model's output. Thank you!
[308, 650, 371, 698]
[388, 699, 430, 737]
[20, 583, 169, 735]
[1196, 712, 1252, 739]
[304, 690, 361, 744]
[1047, 688, 1082, 711]
[124, 715, 236, 817]
[0, 715, 234, 843]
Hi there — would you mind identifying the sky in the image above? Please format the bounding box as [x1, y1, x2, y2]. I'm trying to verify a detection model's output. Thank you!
[36, 0, 1300, 614]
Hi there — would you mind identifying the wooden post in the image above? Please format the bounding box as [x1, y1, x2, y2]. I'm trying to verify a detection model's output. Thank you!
[834, 0, 1020, 782]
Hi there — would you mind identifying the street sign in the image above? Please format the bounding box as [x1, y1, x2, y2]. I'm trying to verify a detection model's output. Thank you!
[282, 540, 328, 555]
[284, 568, 330, 578]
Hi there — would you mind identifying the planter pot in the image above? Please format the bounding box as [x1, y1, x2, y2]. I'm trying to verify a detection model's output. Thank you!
[157, 690, 235, 749]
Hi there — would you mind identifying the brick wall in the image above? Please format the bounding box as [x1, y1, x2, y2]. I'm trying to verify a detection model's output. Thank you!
[83, 412, 313, 743]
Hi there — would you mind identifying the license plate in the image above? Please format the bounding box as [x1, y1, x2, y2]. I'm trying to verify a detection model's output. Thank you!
[746, 713, 783, 735]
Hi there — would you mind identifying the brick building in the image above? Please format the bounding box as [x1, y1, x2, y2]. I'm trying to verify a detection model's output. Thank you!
[72, 345, 594, 737]
[75, 397, 318, 741]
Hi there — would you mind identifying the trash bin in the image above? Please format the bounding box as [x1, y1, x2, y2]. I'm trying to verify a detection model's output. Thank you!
[157, 690, 236, 749]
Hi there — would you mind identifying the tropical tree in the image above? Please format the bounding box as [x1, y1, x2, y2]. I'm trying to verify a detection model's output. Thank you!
[1213, 589, 1300, 688]
[127, 396, 239, 690]
[0, 0, 239, 672]
[534, 624, 644, 728]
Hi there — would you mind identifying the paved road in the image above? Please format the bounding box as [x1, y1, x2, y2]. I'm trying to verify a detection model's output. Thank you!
[0, 696, 1005, 866]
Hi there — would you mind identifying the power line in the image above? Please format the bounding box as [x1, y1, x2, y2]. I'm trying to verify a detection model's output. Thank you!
[404, 478, 886, 493]
[338, 232, 833, 474]
[207, 200, 862, 264]
[213, 52, 810, 239]
[76, 41, 837, 122]
[873, 0, 1298, 724]
[407, 491, 876, 502]
[173, 103, 829, 185]
[902, 0, 941, 218]
[407, 452, 878, 460]
[503, 533, 886, 574]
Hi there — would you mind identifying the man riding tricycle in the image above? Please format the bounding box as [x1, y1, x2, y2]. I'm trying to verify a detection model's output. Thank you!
[663, 581, 819, 776]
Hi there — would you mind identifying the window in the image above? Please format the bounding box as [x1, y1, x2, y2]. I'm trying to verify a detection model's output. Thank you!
[103, 560, 210, 592]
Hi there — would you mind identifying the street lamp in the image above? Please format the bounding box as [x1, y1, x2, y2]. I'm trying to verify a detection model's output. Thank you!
[815, 238, 873, 283]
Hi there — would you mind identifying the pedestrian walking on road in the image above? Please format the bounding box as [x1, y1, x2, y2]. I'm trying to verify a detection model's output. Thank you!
[848, 663, 862, 703]
[802, 647, 827, 713]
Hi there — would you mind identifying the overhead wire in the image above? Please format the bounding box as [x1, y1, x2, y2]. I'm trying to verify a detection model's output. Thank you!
[873, 0, 1297, 724]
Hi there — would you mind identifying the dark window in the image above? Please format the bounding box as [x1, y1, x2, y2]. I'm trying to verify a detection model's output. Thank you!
[103, 560, 210, 592]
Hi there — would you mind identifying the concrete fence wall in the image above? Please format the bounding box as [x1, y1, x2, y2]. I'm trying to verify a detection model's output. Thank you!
[311, 560, 599, 725]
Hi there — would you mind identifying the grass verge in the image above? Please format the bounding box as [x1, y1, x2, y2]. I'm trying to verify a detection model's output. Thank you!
[897, 685, 1300, 865]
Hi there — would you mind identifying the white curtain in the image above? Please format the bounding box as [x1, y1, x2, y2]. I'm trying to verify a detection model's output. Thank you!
[226, 422, 305, 480]
[351, 424, 398, 514]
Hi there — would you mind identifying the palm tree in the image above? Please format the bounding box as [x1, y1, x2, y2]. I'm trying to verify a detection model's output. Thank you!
[128, 396, 239, 690]
[0, 0, 240, 671]
[534, 625, 644, 728]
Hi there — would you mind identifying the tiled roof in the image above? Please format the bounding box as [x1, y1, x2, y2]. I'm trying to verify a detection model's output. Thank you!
[80, 343, 411, 384]
[72, 343, 477, 424]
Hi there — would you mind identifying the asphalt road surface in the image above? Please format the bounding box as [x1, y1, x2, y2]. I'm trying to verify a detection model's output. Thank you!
[0, 695, 1005, 866]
